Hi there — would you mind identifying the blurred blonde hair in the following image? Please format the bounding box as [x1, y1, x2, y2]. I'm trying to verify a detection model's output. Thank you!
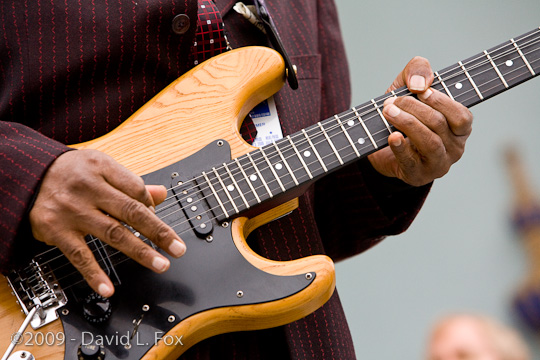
[431, 314, 530, 360]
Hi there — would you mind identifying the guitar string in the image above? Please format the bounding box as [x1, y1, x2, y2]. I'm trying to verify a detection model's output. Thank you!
[153, 31, 540, 210]
[28, 33, 540, 286]
[38, 53, 540, 291]
[150, 36, 540, 224]
[31, 37, 540, 274]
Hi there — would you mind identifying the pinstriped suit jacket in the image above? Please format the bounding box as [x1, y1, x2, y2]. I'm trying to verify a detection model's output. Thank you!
[0, 0, 430, 358]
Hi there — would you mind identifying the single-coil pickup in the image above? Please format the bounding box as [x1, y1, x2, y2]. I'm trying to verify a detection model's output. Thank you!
[171, 177, 213, 238]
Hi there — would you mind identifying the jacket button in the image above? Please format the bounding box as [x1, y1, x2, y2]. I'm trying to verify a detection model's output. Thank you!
[172, 14, 190, 35]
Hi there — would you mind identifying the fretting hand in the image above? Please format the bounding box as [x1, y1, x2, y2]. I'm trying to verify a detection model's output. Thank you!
[29, 149, 186, 297]
[368, 56, 473, 186]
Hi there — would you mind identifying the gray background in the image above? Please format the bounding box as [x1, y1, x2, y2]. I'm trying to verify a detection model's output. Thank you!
[332, 0, 540, 358]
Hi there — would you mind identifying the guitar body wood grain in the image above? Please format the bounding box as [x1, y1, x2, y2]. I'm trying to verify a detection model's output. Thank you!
[0, 46, 336, 359]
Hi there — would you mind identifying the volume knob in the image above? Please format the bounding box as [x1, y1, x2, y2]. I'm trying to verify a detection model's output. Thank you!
[78, 342, 105, 360]
[83, 293, 112, 323]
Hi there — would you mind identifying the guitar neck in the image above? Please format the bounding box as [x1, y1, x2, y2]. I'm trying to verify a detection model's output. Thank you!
[201, 27, 540, 221]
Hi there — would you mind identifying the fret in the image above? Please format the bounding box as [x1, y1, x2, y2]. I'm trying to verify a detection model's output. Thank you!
[458, 61, 483, 100]
[456, 51, 505, 104]
[484, 50, 509, 88]
[334, 114, 360, 157]
[317, 122, 343, 165]
[273, 142, 299, 186]
[223, 162, 250, 209]
[515, 28, 540, 74]
[202, 171, 229, 219]
[246, 152, 274, 198]
[260, 147, 286, 192]
[212, 167, 239, 214]
[489, 39, 533, 89]
[434, 71, 454, 100]
[234, 158, 261, 204]
[436, 62, 479, 106]
[352, 106, 377, 149]
[301, 129, 328, 172]
[511, 38, 535, 75]
[318, 116, 357, 164]
[287, 135, 313, 180]
[371, 99, 393, 134]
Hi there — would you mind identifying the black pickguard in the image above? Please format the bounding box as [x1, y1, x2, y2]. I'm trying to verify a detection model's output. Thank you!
[59, 141, 314, 359]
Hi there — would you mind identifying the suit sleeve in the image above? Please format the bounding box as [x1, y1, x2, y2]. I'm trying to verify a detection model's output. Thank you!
[313, 0, 431, 261]
[0, 121, 71, 272]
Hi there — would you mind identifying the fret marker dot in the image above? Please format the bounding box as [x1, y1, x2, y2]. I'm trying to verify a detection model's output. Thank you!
[303, 150, 311, 158]
[358, 138, 366, 145]
[275, 163, 283, 170]
[249, 174, 257, 182]
[506, 60, 513, 67]
[455, 82, 463, 90]
[347, 120, 354, 127]
[134, 232, 140, 238]
[227, 185, 235, 192]
[187, 197, 193, 203]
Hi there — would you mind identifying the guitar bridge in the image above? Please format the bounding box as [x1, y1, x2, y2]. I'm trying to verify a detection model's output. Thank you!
[6, 259, 67, 329]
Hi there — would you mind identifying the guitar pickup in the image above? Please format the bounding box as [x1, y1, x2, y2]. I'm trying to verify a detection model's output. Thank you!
[171, 177, 213, 238]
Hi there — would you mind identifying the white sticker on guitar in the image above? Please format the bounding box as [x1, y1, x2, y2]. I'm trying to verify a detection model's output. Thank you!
[249, 96, 283, 147]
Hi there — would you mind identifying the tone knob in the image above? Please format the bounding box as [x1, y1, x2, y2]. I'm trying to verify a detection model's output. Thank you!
[83, 293, 112, 323]
[78, 342, 105, 360]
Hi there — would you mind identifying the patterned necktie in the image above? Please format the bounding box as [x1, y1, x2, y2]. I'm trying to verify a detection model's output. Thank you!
[190, 0, 258, 144]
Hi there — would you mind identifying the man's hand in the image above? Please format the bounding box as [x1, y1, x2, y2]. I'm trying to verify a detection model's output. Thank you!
[368, 56, 473, 186]
[29, 149, 186, 297]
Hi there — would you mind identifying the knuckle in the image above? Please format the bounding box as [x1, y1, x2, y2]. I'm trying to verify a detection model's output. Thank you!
[152, 223, 173, 244]
[135, 245, 151, 262]
[122, 200, 148, 225]
[67, 246, 94, 271]
[105, 222, 128, 246]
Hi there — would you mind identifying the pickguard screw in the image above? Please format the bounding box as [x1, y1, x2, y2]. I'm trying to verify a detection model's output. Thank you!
[142, 305, 150, 312]
[62, 309, 69, 315]
[217, 140, 224, 147]
[206, 235, 213, 243]
[168, 315, 176, 323]
[171, 172, 179, 178]
[305, 273, 313, 280]
[237, 290, 244, 298]
[221, 222, 229, 228]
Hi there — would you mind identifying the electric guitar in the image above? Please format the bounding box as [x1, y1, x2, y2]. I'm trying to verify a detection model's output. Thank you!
[1, 26, 539, 360]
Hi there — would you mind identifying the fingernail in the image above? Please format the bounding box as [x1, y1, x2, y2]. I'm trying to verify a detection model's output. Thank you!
[418, 88, 433, 101]
[383, 96, 396, 106]
[169, 239, 186, 257]
[392, 136, 402, 147]
[152, 256, 170, 272]
[386, 104, 401, 117]
[410, 75, 426, 91]
[98, 283, 113, 297]
[148, 206, 155, 213]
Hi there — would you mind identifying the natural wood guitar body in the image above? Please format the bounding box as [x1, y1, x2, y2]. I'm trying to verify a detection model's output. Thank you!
[0, 46, 336, 359]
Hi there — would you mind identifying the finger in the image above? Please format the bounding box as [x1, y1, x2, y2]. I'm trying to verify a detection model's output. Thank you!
[382, 97, 446, 160]
[146, 185, 168, 206]
[418, 88, 473, 137]
[387, 132, 420, 180]
[97, 153, 155, 208]
[97, 186, 186, 258]
[57, 232, 115, 297]
[389, 95, 452, 143]
[387, 56, 435, 93]
[81, 210, 172, 274]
